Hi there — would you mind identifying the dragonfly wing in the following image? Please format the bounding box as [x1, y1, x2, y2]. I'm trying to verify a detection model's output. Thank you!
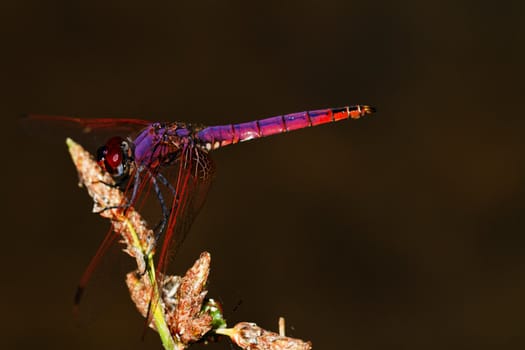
[75, 144, 214, 309]
[20, 114, 154, 151]
[155, 146, 215, 270]
[123, 144, 214, 332]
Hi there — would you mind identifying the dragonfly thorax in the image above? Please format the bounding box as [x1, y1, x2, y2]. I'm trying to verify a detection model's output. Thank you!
[132, 122, 203, 171]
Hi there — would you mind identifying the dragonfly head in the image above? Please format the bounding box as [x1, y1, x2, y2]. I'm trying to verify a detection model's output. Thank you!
[96, 136, 134, 182]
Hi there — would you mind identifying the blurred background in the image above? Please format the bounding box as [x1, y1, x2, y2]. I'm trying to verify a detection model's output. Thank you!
[3, 0, 525, 349]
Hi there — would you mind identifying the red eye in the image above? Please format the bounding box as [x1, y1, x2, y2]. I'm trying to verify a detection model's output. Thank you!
[105, 137, 123, 168]
[97, 136, 125, 173]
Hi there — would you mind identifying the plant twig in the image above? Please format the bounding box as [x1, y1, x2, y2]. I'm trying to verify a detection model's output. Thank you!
[67, 138, 179, 350]
[216, 322, 312, 350]
[66, 138, 312, 350]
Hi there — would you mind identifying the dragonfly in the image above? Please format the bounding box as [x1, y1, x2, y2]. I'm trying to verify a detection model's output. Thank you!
[29, 105, 375, 306]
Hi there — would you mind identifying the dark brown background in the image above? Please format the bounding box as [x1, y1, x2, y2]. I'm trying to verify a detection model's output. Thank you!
[3, 0, 525, 349]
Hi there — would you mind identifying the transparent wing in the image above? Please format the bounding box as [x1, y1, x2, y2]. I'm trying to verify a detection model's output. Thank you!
[131, 144, 214, 329]
[74, 143, 214, 309]
[152, 146, 215, 272]
[20, 114, 154, 152]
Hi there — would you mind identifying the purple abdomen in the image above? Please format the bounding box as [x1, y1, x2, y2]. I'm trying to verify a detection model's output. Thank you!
[196, 105, 374, 150]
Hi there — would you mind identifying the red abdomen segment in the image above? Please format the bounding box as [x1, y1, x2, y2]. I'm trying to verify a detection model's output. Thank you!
[196, 105, 374, 150]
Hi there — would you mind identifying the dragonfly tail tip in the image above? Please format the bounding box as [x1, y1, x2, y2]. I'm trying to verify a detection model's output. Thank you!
[363, 105, 376, 115]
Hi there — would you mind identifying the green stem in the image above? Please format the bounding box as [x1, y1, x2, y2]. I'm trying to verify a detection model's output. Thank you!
[125, 220, 181, 350]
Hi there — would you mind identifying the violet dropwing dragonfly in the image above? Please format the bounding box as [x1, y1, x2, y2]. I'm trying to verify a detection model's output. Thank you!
[29, 105, 374, 305]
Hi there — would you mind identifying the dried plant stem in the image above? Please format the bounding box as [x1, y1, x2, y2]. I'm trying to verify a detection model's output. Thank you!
[67, 138, 179, 350]
[216, 322, 312, 350]
[66, 138, 312, 350]
[125, 220, 178, 350]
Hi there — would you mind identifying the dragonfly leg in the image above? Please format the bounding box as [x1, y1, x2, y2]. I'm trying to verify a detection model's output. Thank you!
[90, 180, 130, 213]
[155, 172, 181, 221]
[155, 172, 177, 196]
[92, 203, 130, 214]
[150, 172, 181, 240]
[148, 173, 172, 245]
[91, 168, 142, 214]
[94, 179, 119, 188]
[127, 165, 144, 206]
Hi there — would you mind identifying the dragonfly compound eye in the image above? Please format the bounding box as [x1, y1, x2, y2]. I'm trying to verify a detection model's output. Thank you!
[96, 136, 128, 178]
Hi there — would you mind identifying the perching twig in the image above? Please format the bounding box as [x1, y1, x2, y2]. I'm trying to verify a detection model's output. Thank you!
[67, 138, 180, 350]
[67, 138, 312, 350]
[216, 322, 312, 350]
